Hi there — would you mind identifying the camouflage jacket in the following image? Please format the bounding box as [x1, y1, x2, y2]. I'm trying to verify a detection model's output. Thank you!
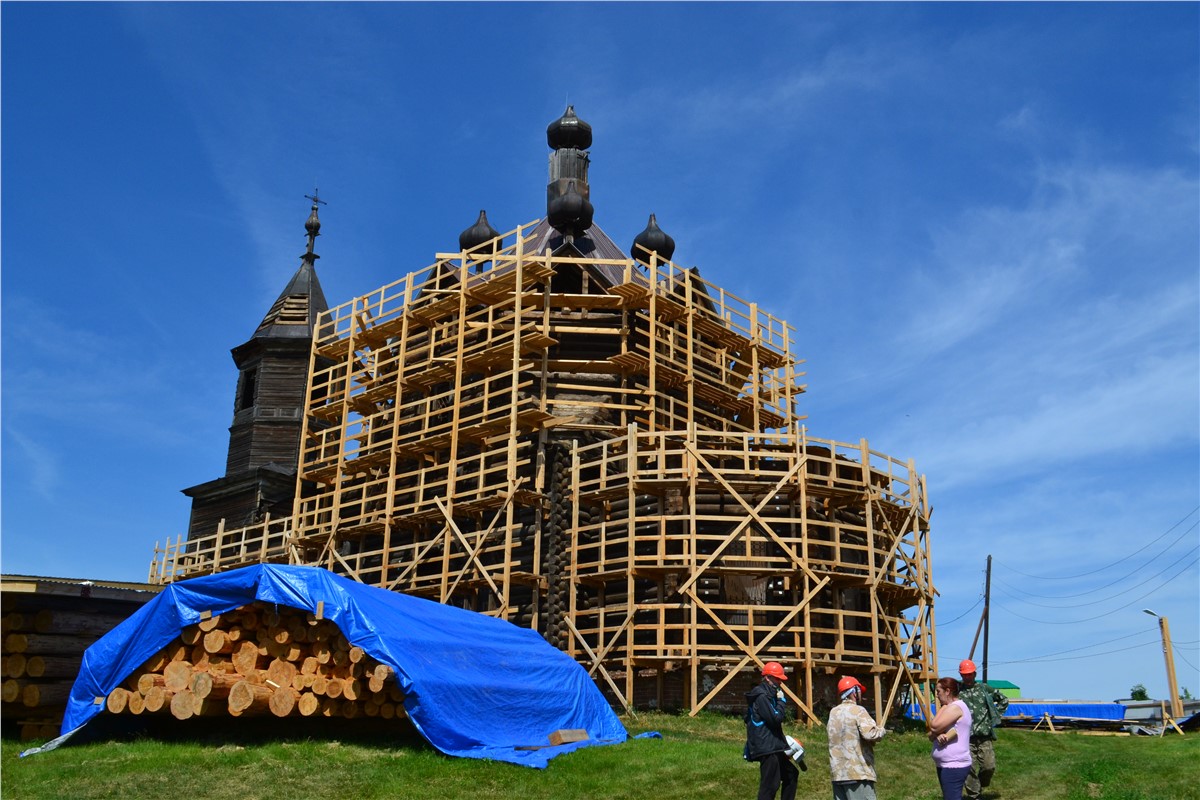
[959, 681, 1008, 740]
[827, 698, 887, 783]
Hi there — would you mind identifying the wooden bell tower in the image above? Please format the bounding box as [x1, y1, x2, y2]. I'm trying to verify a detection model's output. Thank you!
[181, 195, 329, 538]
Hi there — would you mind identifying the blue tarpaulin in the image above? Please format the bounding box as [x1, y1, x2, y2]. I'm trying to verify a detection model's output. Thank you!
[1002, 702, 1126, 721]
[905, 701, 1127, 722]
[57, 564, 627, 767]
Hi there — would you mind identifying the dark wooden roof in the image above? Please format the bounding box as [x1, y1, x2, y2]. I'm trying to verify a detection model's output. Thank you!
[251, 258, 329, 341]
[525, 218, 630, 287]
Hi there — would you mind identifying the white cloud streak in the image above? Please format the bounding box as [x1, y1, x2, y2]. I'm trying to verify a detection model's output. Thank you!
[812, 161, 1199, 484]
[3, 429, 60, 500]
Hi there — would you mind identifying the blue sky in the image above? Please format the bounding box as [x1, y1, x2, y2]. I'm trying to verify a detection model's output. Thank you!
[2, 3, 1197, 704]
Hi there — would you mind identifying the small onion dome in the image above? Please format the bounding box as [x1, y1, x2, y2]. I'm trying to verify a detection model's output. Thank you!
[631, 213, 675, 264]
[305, 205, 321, 237]
[459, 209, 500, 253]
[547, 180, 594, 237]
[547, 105, 592, 151]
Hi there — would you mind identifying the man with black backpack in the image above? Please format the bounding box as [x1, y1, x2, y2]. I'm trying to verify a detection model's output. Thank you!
[745, 661, 806, 800]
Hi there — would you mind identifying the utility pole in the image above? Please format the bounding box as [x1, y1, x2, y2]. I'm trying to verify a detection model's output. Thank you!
[968, 555, 992, 682]
[982, 555, 991, 683]
[1143, 609, 1184, 719]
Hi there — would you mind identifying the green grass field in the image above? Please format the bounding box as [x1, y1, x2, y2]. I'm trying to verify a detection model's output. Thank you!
[2, 712, 1196, 800]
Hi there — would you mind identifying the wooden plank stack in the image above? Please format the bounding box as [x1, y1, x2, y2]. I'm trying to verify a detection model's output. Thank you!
[98, 602, 408, 724]
[2, 608, 127, 740]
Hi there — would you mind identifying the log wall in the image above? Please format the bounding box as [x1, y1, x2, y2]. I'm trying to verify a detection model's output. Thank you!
[1, 579, 157, 741]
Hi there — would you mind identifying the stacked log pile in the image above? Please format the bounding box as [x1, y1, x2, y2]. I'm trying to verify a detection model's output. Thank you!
[97, 603, 408, 724]
[2, 608, 125, 740]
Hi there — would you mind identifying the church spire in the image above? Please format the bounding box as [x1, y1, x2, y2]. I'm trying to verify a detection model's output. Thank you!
[252, 193, 330, 337]
[183, 191, 332, 535]
[303, 189, 325, 261]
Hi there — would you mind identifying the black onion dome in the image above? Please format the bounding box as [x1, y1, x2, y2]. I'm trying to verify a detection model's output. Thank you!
[459, 209, 500, 252]
[305, 205, 321, 236]
[631, 213, 675, 264]
[547, 180, 594, 237]
[547, 105, 593, 150]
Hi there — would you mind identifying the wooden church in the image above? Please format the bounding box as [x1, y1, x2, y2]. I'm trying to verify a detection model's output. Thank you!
[152, 108, 937, 722]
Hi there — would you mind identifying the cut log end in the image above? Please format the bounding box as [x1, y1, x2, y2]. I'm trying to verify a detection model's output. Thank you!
[269, 688, 299, 718]
[170, 689, 196, 720]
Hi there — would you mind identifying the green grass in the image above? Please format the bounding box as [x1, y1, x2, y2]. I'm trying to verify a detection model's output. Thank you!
[2, 713, 1196, 800]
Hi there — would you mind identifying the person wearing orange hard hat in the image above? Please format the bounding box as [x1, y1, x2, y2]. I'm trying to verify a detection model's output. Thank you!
[744, 661, 805, 800]
[957, 660, 1008, 800]
[827, 675, 887, 800]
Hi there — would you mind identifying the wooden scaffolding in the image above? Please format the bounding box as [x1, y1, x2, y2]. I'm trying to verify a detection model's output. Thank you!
[151, 219, 937, 720]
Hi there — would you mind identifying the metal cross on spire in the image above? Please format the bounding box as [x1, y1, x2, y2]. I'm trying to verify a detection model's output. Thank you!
[303, 188, 326, 258]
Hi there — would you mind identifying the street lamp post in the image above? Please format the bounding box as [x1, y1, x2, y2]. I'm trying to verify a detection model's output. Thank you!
[1143, 609, 1184, 720]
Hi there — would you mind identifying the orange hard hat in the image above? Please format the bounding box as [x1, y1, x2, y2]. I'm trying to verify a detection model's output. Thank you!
[837, 676, 865, 696]
[762, 661, 787, 681]
[959, 659, 977, 675]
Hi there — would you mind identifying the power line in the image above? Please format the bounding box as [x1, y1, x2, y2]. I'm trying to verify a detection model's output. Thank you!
[976, 632, 1200, 675]
[993, 556, 1200, 623]
[1174, 645, 1199, 674]
[988, 629, 1153, 665]
[995, 638, 1162, 665]
[992, 521, 1198, 599]
[991, 545, 1199, 609]
[994, 506, 1198, 581]
[936, 595, 984, 627]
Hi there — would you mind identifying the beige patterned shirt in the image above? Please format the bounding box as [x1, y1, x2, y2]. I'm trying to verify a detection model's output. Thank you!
[827, 697, 887, 783]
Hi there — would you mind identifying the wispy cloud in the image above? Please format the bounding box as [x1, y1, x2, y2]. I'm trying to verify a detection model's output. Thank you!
[1, 296, 217, 445]
[120, 5, 391, 305]
[670, 44, 895, 136]
[915, 163, 1195, 347]
[3, 429, 60, 500]
[816, 156, 1197, 419]
[920, 348, 1197, 490]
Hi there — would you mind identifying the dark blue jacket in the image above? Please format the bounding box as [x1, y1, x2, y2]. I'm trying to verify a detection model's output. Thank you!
[744, 679, 788, 760]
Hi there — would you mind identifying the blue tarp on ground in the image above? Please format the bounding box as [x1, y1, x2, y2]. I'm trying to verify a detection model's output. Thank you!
[59, 564, 627, 767]
[905, 701, 1127, 722]
[1002, 702, 1126, 721]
